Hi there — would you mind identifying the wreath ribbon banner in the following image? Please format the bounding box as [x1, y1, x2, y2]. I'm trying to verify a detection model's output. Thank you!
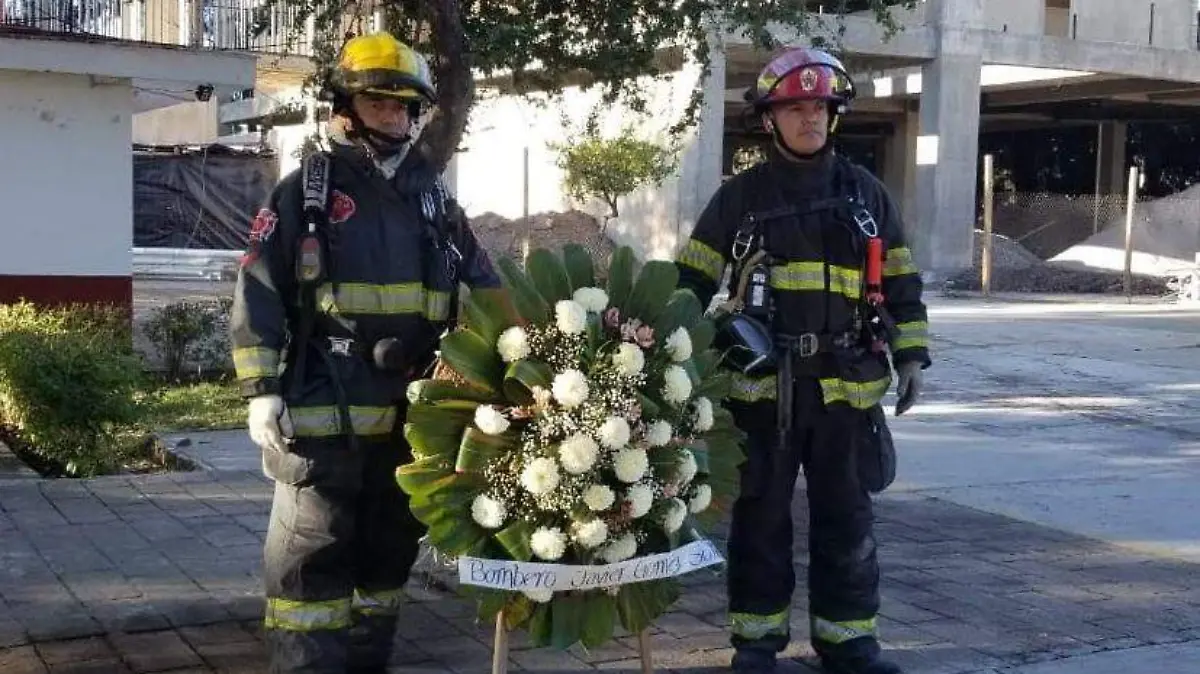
[459, 539, 724, 593]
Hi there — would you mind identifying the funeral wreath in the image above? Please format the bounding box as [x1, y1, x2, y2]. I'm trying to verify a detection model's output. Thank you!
[397, 244, 746, 650]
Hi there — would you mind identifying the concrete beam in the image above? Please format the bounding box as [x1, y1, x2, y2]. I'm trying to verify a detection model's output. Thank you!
[983, 32, 1200, 83]
[721, 15, 937, 62]
[984, 77, 1200, 106]
[0, 34, 256, 89]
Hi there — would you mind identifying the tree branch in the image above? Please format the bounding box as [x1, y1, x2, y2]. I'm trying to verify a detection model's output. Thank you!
[416, 0, 475, 172]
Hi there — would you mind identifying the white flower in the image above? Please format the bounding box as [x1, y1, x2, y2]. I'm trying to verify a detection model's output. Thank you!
[496, 326, 530, 363]
[555, 299, 588, 335]
[523, 588, 553, 603]
[662, 498, 688, 534]
[597, 417, 631, 451]
[689, 484, 713, 514]
[625, 483, 655, 518]
[473, 405, 510, 436]
[520, 457, 561, 496]
[552, 369, 589, 408]
[611, 342, 645, 377]
[573, 519, 609, 549]
[665, 327, 693, 362]
[583, 484, 616, 511]
[572, 287, 609, 313]
[600, 532, 638, 563]
[613, 448, 649, 483]
[470, 494, 507, 529]
[691, 397, 714, 432]
[530, 527, 567, 560]
[645, 420, 673, 448]
[531, 386, 552, 407]
[676, 449, 698, 486]
[662, 365, 693, 404]
[558, 434, 600, 474]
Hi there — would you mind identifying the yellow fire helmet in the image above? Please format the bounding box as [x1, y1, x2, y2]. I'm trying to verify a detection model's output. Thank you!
[327, 32, 436, 105]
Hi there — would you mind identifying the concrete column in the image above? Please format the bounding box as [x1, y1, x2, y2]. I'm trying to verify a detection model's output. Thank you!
[880, 103, 919, 237]
[911, 0, 985, 278]
[1096, 121, 1128, 195]
[679, 33, 727, 241]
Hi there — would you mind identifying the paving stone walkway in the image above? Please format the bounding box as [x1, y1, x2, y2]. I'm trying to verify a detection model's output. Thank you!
[2, 464, 1199, 673]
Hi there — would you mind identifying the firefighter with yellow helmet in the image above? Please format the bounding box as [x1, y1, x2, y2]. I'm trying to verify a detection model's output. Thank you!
[230, 33, 503, 672]
[675, 47, 930, 673]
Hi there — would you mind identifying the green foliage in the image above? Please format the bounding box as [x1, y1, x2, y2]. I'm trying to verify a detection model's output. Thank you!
[553, 127, 678, 219]
[141, 299, 233, 382]
[0, 301, 142, 477]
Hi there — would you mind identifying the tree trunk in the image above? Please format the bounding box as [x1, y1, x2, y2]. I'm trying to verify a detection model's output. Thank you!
[416, 0, 474, 173]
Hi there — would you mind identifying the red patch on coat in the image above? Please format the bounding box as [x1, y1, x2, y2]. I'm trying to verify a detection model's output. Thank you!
[249, 208, 278, 243]
[330, 190, 356, 224]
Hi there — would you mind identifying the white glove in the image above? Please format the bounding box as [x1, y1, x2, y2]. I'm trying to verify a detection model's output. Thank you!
[895, 362, 923, 416]
[248, 394, 294, 454]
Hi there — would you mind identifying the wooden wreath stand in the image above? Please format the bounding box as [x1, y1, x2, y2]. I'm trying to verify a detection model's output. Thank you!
[490, 609, 654, 674]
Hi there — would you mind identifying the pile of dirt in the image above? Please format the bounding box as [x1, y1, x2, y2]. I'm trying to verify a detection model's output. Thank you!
[945, 228, 1169, 295]
[469, 209, 615, 272]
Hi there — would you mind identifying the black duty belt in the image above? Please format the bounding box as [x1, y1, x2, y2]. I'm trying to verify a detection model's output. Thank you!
[775, 331, 856, 359]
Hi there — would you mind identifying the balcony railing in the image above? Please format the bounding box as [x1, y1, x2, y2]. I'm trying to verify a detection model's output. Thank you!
[0, 0, 314, 55]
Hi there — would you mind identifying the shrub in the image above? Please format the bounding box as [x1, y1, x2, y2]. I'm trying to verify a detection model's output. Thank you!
[552, 126, 678, 222]
[141, 298, 233, 381]
[0, 301, 144, 476]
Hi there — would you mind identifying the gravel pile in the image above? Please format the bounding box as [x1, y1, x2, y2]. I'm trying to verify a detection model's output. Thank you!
[945, 228, 1169, 295]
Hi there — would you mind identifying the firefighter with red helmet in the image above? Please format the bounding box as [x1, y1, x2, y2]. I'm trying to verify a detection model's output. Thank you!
[675, 47, 931, 673]
[230, 33, 504, 673]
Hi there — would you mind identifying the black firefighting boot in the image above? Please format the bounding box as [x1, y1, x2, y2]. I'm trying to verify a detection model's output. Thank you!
[731, 648, 777, 672]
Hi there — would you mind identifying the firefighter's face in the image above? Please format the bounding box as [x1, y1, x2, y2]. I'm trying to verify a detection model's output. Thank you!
[352, 94, 412, 138]
[766, 99, 829, 155]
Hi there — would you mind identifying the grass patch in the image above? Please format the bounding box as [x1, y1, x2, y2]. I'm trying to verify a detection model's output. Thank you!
[135, 378, 245, 433]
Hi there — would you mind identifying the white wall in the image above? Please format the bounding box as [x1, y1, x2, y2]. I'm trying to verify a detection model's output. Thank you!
[0, 70, 133, 276]
[1071, 0, 1194, 48]
[133, 99, 219, 146]
[451, 60, 717, 261]
[984, 0, 1042, 34]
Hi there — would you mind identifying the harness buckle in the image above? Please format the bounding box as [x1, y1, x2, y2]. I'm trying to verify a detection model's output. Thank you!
[852, 208, 879, 239]
[328, 337, 354, 357]
[798, 332, 820, 358]
[732, 231, 755, 261]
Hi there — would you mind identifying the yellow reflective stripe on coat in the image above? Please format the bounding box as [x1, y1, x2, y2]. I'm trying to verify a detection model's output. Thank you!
[883, 247, 918, 277]
[892, 320, 929, 351]
[264, 597, 351, 632]
[353, 588, 407, 616]
[730, 608, 790, 640]
[811, 616, 878, 644]
[678, 239, 725, 282]
[729, 372, 777, 403]
[316, 282, 451, 321]
[819, 376, 892, 410]
[290, 405, 397, 437]
[233, 346, 280, 380]
[770, 262, 862, 301]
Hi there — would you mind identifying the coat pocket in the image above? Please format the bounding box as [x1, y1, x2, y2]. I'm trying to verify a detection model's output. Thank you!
[857, 404, 896, 494]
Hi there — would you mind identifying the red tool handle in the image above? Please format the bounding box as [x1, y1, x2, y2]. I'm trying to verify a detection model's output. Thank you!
[866, 237, 883, 288]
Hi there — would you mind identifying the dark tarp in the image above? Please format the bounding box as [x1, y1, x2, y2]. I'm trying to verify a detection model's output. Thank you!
[133, 146, 278, 250]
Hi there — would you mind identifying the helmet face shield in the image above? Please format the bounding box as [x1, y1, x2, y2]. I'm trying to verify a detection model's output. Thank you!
[328, 33, 437, 105]
[715, 313, 777, 376]
[749, 47, 856, 109]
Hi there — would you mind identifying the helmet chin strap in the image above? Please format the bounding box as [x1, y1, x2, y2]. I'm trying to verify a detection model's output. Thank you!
[765, 104, 841, 161]
[345, 108, 412, 158]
